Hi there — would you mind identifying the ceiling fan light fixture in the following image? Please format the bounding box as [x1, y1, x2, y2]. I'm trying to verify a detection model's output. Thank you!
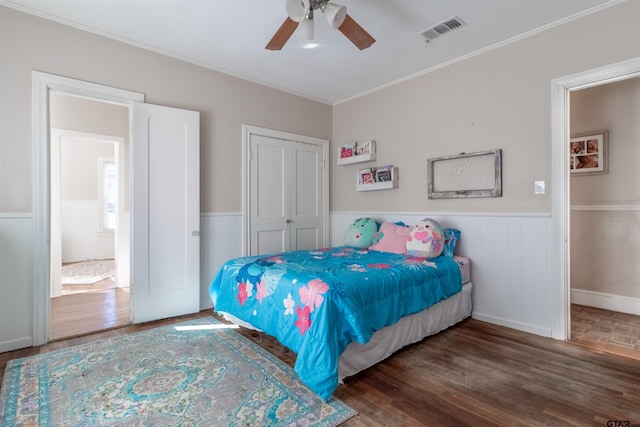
[299, 14, 314, 40]
[286, 0, 310, 22]
[321, 2, 347, 29]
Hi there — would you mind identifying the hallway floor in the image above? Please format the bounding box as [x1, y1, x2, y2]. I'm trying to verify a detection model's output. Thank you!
[571, 304, 640, 360]
[50, 278, 130, 341]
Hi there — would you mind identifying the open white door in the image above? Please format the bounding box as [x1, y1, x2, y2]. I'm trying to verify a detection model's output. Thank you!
[132, 103, 200, 323]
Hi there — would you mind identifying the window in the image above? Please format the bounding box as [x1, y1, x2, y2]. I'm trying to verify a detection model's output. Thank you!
[99, 157, 116, 232]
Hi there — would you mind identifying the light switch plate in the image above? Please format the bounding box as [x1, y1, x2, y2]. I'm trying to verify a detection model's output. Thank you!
[534, 180, 545, 195]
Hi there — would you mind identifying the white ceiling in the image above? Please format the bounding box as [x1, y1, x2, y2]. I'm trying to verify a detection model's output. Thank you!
[2, 0, 618, 104]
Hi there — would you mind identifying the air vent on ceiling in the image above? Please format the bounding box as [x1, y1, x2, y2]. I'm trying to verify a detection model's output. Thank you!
[419, 16, 466, 45]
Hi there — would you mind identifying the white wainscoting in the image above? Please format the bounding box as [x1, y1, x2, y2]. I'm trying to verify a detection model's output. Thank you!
[199, 212, 243, 311]
[332, 211, 555, 337]
[0, 210, 556, 353]
[0, 214, 34, 353]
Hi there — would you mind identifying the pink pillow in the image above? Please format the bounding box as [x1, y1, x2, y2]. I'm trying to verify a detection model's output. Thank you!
[370, 222, 412, 254]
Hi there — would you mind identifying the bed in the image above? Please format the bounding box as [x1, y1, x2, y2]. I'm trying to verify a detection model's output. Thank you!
[209, 243, 472, 401]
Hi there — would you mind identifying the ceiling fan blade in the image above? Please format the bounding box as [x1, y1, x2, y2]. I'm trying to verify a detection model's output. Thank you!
[266, 17, 299, 50]
[338, 14, 375, 50]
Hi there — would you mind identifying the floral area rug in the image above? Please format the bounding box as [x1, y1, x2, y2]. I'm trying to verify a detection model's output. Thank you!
[0, 317, 357, 426]
[61, 259, 115, 285]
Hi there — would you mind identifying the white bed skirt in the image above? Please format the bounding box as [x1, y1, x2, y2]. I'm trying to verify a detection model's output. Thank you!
[219, 282, 473, 382]
[338, 281, 473, 381]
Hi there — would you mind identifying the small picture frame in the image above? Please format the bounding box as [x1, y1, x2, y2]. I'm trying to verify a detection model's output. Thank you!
[340, 142, 356, 158]
[356, 140, 374, 156]
[359, 168, 375, 184]
[375, 165, 392, 182]
[570, 130, 608, 175]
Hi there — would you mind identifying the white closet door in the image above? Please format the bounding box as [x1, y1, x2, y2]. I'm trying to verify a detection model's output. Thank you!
[248, 131, 327, 256]
[250, 135, 291, 255]
[289, 141, 324, 250]
[131, 102, 200, 323]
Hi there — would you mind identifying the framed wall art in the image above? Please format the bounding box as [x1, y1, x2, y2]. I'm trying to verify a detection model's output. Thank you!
[569, 130, 608, 175]
[428, 149, 502, 199]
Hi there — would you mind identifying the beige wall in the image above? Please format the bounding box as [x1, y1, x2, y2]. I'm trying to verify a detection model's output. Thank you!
[0, 6, 332, 214]
[570, 77, 640, 299]
[332, 1, 640, 214]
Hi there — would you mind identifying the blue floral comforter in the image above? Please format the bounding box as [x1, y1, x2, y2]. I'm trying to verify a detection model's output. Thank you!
[209, 246, 462, 400]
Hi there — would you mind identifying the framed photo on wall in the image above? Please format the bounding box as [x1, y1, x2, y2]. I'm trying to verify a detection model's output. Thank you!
[570, 130, 608, 175]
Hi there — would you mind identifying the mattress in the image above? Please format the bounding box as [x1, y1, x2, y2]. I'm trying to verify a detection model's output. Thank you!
[454, 255, 471, 285]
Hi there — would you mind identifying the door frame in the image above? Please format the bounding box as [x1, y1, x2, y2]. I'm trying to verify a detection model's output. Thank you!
[551, 57, 640, 340]
[32, 71, 143, 345]
[241, 125, 330, 256]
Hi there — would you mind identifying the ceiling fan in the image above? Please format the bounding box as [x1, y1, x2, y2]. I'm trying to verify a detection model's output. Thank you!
[266, 0, 375, 50]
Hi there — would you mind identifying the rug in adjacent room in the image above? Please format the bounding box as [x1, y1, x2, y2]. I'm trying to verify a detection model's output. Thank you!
[0, 317, 357, 426]
[61, 259, 116, 285]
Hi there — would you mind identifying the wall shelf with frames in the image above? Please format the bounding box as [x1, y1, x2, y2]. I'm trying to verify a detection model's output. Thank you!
[337, 140, 376, 166]
[356, 166, 399, 191]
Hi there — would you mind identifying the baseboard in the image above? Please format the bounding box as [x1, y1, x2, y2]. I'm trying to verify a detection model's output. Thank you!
[0, 213, 32, 219]
[0, 336, 32, 353]
[62, 256, 115, 264]
[571, 289, 640, 316]
[471, 312, 553, 338]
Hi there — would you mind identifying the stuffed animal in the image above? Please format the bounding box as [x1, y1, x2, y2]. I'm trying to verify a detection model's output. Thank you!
[406, 218, 445, 258]
[343, 217, 380, 248]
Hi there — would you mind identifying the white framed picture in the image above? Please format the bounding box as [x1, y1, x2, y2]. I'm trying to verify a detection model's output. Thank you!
[570, 130, 608, 175]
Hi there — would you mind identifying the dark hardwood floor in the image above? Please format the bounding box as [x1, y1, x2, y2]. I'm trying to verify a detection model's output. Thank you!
[2, 308, 640, 426]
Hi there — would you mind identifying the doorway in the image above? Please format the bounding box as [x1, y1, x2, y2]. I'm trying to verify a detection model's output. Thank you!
[48, 92, 132, 340]
[33, 72, 201, 347]
[551, 57, 640, 341]
[567, 76, 640, 358]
